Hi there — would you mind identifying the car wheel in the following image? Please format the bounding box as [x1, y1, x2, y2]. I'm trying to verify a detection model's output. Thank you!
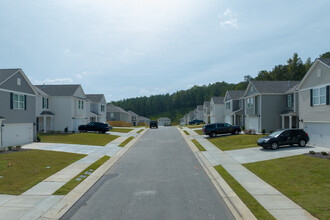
[211, 132, 216, 138]
[234, 130, 239, 135]
[298, 139, 306, 147]
[271, 142, 279, 150]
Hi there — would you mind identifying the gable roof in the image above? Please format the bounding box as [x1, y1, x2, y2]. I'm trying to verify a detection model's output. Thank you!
[139, 116, 150, 121]
[128, 110, 139, 117]
[34, 86, 49, 96]
[211, 97, 224, 104]
[0, 69, 20, 84]
[35, 84, 81, 96]
[247, 80, 300, 95]
[203, 101, 210, 107]
[319, 58, 330, 66]
[86, 94, 104, 103]
[106, 104, 128, 113]
[227, 90, 245, 100]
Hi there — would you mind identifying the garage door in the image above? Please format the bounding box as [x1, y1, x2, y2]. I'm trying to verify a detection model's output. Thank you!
[73, 118, 86, 132]
[304, 123, 330, 148]
[2, 123, 33, 147]
[246, 116, 259, 132]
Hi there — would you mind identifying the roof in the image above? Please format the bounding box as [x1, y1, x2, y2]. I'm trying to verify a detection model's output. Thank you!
[211, 97, 224, 104]
[0, 115, 5, 119]
[128, 110, 139, 117]
[197, 105, 203, 111]
[203, 101, 210, 107]
[227, 90, 245, 99]
[139, 116, 150, 121]
[86, 94, 104, 103]
[35, 84, 81, 96]
[106, 104, 128, 113]
[34, 86, 49, 96]
[250, 81, 300, 94]
[285, 83, 299, 94]
[319, 58, 330, 66]
[40, 111, 55, 116]
[90, 111, 101, 117]
[0, 69, 20, 84]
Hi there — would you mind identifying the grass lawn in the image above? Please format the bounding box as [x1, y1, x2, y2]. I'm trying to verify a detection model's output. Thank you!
[184, 125, 204, 129]
[119, 136, 134, 147]
[209, 134, 264, 151]
[192, 139, 206, 151]
[195, 129, 203, 135]
[0, 150, 85, 195]
[39, 133, 119, 146]
[54, 155, 110, 195]
[244, 155, 330, 220]
[136, 129, 144, 133]
[111, 128, 133, 133]
[184, 130, 190, 135]
[214, 165, 275, 220]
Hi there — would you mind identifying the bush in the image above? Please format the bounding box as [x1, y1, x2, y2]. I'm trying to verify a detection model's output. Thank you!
[241, 126, 245, 131]
[15, 145, 21, 151]
[262, 129, 266, 134]
[36, 135, 41, 142]
[64, 127, 68, 133]
[321, 151, 328, 156]
[309, 150, 315, 154]
[7, 146, 13, 151]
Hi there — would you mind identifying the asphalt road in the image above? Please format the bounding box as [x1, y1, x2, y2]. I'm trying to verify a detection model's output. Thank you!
[62, 127, 234, 220]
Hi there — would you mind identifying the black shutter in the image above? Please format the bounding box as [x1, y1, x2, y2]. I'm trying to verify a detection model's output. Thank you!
[292, 94, 294, 105]
[286, 95, 288, 107]
[24, 95, 27, 110]
[326, 86, 330, 105]
[310, 89, 313, 107]
[47, 98, 49, 109]
[42, 97, 44, 108]
[10, 93, 13, 109]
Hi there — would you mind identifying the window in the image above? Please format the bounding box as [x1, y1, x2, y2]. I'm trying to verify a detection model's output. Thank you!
[78, 100, 84, 109]
[101, 105, 105, 112]
[17, 78, 21, 85]
[226, 102, 231, 110]
[247, 97, 254, 108]
[313, 87, 326, 105]
[13, 94, 25, 109]
[82, 101, 84, 109]
[42, 97, 48, 109]
[287, 94, 293, 107]
[78, 100, 81, 109]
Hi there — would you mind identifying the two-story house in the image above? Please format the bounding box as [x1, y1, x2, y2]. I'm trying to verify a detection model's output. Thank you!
[243, 81, 299, 133]
[158, 117, 171, 126]
[35, 86, 54, 133]
[224, 90, 245, 126]
[209, 97, 225, 124]
[296, 58, 330, 148]
[196, 105, 204, 121]
[0, 69, 37, 148]
[203, 101, 210, 124]
[35, 84, 89, 132]
[128, 110, 139, 126]
[187, 111, 194, 123]
[86, 94, 107, 123]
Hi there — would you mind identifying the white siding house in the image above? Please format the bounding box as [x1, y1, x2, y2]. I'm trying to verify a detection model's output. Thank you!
[86, 94, 107, 123]
[158, 117, 171, 126]
[209, 97, 225, 124]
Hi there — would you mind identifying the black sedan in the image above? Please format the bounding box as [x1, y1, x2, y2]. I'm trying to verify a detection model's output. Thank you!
[257, 129, 309, 150]
[78, 122, 111, 133]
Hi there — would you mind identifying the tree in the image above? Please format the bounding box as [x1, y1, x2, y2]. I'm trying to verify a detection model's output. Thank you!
[320, 52, 330, 59]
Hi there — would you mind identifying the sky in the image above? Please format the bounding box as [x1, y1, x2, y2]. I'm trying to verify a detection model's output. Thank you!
[0, 0, 330, 101]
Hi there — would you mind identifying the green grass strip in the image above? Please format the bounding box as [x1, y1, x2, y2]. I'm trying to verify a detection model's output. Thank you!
[184, 130, 190, 135]
[111, 128, 133, 133]
[136, 129, 144, 133]
[214, 165, 276, 220]
[191, 139, 206, 151]
[195, 129, 203, 135]
[119, 136, 134, 147]
[53, 155, 110, 195]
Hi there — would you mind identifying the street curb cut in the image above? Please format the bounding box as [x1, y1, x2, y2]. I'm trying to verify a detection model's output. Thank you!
[38, 128, 149, 220]
[177, 127, 257, 220]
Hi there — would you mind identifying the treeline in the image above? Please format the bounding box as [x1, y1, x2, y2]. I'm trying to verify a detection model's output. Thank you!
[111, 52, 330, 122]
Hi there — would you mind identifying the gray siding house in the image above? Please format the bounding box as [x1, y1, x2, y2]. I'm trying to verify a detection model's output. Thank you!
[0, 69, 37, 148]
[139, 116, 151, 125]
[297, 58, 330, 148]
[128, 110, 139, 126]
[243, 81, 299, 133]
[86, 94, 107, 123]
[210, 97, 225, 124]
[196, 105, 204, 121]
[106, 104, 131, 123]
[224, 90, 245, 126]
[203, 101, 210, 124]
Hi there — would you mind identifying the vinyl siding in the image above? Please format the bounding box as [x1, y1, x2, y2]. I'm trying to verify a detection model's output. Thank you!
[261, 95, 286, 132]
[299, 62, 330, 90]
[0, 71, 35, 95]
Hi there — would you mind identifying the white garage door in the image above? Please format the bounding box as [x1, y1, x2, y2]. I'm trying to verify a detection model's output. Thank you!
[73, 118, 86, 132]
[2, 123, 33, 147]
[225, 116, 232, 124]
[304, 123, 330, 148]
[246, 116, 259, 132]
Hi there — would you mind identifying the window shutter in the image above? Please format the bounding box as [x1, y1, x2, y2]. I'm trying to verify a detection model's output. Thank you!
[327, 86, 330, 105]
[310, 89, 313, 106]
[47, 98, 49, 109]
[292, 94, 294, 104]
[286, 95, 288, 107]
[10, 93, 13, 109]
[42, 98, 44, 108]
[24, 95, 27, 110]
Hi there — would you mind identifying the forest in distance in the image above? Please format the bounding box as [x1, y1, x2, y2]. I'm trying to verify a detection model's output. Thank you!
[111, 52, 330, 123]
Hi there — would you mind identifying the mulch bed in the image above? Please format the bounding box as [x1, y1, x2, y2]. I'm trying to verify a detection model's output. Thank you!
[0, 149, 30, 154]
[305, 152, 330, 160]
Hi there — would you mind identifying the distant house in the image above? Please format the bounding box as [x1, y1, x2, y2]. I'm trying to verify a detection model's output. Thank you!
[0, 69, 38, 148]
[196, 105, 204, 121]
[158, 117, 171, 126]
[139, 116, 151, 125]
[35, 86, 54, 133]
[187, 111, 194, 123]
[86, 94, 107, 123]
[243, 80, 300, 133]
[35, 84, 89, 132]
[128, 110, 139, 126]
[106, 104, 131, 123]
[203, 101, 210, 124]
[209, 97, 225, 124]
[224, 90, 245, 126]
[180, 114, 189, 125]
[296, 58, 330, 148]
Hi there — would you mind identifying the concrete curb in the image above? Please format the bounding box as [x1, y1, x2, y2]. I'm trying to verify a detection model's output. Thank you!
[177, 127, 256, 220]
[38, 129, 149, 220]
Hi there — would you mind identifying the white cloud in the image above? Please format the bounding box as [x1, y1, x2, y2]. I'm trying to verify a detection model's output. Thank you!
[75, 71, 87, 79]
[33, 77, 74, 84]
[139, 87, 167, 96]
[219, 8, 238, 29]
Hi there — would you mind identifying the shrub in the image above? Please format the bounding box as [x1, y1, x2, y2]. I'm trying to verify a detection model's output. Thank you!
[321, 151, 328, 156]
[15, 145, 22, 151]
[8, 146, 13, 151]
[64, 127, 68, 133]
[36, 135, 41, 142]
[309, 150, 315, 154]
[262, 129, 266, 134]
[241, 126, 245, 131]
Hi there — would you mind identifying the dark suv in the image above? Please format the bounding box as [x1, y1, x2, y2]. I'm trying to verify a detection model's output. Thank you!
[78, 122, 111, 133]
[202, 123, 241, 137]
[257, 129, 309, 150]
[150, 121, 158, 128]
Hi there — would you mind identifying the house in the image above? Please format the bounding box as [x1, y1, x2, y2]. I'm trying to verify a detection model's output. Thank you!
[180, 114, 189, 125]
[106, 104, 131, 125]
[196, 105, 204, 121]
[187, 111, 194, 123]
[224, 90, 245, 126]
[0, 69, 38, 148]
[296, 58, 330, 148]
[35, 86, 54, 133]
[243, 80, 300, 133]
[35, 84, 89, 132]
[158, 117, 171, 126]
[86, 94, 107, 123]
[139, 116, 151, 125]
[209, 97, 225, 124]
[128, 110, 139, 126]
[203, 101, 210, 124]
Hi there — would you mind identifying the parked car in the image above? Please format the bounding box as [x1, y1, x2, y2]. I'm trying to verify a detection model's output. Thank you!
[150, 121, 158, 128]
[257, 129, 309, 150]
[189, 120, 204, 125]
[78, 122, 111, 133]
[202, 123, 241, 137]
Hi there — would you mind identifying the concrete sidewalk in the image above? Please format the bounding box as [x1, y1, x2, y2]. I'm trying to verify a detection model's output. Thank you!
[0, 128, 146, 220]
[183, 127, 317, 220]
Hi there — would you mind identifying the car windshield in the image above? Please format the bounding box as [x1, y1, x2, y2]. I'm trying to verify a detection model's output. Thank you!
[269, 130, 283, 137]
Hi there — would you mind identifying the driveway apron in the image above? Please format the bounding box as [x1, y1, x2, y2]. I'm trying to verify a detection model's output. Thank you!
[62, 127, 234, 220]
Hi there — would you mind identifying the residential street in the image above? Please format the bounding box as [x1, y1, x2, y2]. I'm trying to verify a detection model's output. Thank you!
[62, 127, 234, 220]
